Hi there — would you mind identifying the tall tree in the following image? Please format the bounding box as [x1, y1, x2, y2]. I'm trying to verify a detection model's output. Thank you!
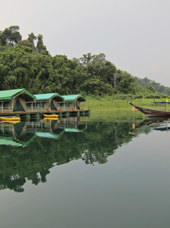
[36, 34, 48, 54]
[2, 25, 22, 46]
[0, 31, 6, 46]
[27, 32, 37, 47]
[79, 53, 94, 66]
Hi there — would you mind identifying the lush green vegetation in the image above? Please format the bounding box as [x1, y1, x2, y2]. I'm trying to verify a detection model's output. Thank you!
[138, 77, 170, 95]
[82, 96, 170, 111]
[0, 25, 169, 97]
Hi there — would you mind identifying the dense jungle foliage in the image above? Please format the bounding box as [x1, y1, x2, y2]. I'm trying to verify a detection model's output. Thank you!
[0, 25, 169, 97]
[138, 77, 170, 96]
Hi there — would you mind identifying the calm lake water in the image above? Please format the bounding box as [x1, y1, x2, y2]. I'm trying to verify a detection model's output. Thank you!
[0, 111, 170, 228]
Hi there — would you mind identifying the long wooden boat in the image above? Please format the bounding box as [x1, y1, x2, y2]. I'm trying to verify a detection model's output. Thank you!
[0, 116, 21, 122]
[130, 102, 170, 117]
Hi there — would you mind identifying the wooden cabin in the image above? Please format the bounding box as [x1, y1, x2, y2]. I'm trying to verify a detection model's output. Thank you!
[61, 94, 86, 111]
[0, 89, 35, 114]
[34, 93, 64, 112]
[0, 89, 88, 117]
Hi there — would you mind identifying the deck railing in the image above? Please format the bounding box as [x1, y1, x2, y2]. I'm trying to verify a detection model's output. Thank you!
[0, 107, 84, 114]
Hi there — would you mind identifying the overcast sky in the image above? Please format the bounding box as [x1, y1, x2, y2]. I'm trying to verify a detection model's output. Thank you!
[0, 0, 170, 86]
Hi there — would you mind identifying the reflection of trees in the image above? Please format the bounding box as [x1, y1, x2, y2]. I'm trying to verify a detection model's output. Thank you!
[0, 174, 26, 192]
[81, 122, 137, 164]
[0, 118, 143, 192]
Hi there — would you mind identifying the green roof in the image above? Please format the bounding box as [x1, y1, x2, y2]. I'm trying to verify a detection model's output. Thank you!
[34, 93, 63, 101]
[0, 89, 35, 101]
[62, 94, 86, 102]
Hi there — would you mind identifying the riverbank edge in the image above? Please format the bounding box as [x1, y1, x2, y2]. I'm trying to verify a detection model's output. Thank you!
[81, 96, 168, 111]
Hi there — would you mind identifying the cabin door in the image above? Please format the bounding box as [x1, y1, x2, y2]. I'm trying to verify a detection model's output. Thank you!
[51, 101, 57, 110]
[76, 102, 80, 109]
[13, 98, 25, 112]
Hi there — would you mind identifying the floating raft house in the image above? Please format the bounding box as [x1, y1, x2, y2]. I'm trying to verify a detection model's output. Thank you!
[0, 89, 89, 119]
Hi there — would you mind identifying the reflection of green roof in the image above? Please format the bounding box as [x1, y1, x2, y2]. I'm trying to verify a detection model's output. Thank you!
[0, 89, 35, 101]
[64, 128, 81, 133]
[34, 93, 63, 101]
[0, 135, 36, 147]
[61, 127, 87, 133]
[62, 94, 86, 102]
[36, 131, 64, 140]
[0, 136, 25, 147]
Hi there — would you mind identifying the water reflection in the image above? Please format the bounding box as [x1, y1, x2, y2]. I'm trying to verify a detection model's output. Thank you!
[0, 117, 87, 146]
[134, 117, 170, 134]
[1, 115, 170, 193]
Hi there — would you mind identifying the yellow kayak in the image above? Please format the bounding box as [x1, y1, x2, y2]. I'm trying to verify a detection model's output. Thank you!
[44, 117, 59, 121]
[0, 120, 20, 124]
[0, 116, 21, 122]
[43, 114, 59, 119]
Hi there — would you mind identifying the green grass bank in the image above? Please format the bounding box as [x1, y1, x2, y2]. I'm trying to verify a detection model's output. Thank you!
[82, 95, 170, 112]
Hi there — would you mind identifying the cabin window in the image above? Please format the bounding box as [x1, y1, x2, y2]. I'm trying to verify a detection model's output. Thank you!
[33, 103, 38, 109]
[59, 103, 64, 108]
[39, 102, 44, 109]
[65, 103, 70, 108]
[27, 103, 32, 110]
[3, 102, 9, 110]
[4, 126, 9, 134]
[40, 122, 45, 128]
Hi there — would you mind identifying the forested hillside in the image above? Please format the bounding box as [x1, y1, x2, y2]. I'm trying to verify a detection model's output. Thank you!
[138, 77, 170, 95]
[0, 25, 169, 97]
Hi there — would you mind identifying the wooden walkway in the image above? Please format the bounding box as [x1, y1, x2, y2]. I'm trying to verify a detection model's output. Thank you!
[0, 109, 90, 120]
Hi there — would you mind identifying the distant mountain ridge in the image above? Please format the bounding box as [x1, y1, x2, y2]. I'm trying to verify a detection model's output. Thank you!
[138, 77, 170, 96]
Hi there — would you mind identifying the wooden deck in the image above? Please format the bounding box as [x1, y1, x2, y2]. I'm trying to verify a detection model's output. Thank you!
[0, 108, 90, 120]
[0, 107, 87, 114]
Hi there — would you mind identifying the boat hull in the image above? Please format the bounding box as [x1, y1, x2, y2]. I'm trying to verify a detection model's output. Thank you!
[130, 103, 170, 117]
